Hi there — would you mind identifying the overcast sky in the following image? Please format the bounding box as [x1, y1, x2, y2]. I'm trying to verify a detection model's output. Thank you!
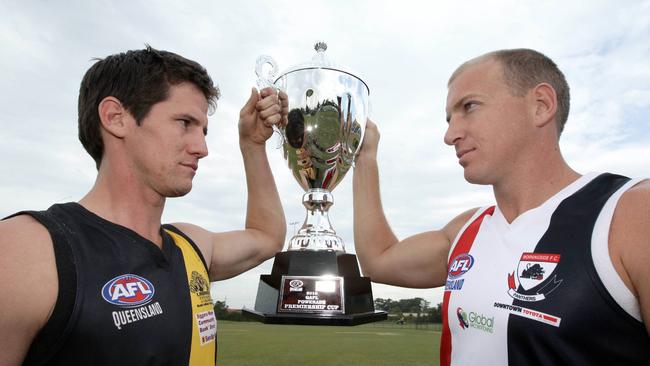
[1, 1, 649, 309]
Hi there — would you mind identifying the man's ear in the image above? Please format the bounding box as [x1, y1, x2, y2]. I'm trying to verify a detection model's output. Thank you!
[98, 97, 128, 138]
[531, 83, 558, 129]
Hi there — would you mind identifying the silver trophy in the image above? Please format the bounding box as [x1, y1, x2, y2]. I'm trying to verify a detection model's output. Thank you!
[245, 42, 385, 325]
[256, 41, 368, 252]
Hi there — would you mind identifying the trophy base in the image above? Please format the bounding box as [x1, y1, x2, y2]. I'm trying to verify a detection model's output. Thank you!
[244, 251, 387, 326]
[242, 308, 387, 326]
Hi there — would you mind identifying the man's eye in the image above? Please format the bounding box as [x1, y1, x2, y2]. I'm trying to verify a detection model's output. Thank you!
[179, 119, 191, 128]
[464, 101, 478, 111]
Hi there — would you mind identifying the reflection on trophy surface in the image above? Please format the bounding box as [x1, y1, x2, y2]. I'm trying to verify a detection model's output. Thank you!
[245, 42, 386, 325]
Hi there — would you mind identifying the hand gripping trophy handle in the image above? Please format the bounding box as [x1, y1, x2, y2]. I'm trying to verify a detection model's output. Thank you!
[255, 55, 284, 142]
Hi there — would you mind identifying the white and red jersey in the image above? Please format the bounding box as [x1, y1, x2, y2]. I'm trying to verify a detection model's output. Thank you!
[440, 173, 649, 365]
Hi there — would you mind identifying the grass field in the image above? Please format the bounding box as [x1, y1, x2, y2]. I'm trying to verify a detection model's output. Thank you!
[217, 321, 441, 366]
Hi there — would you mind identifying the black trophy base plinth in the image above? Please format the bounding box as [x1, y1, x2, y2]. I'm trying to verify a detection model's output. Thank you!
[242, 308, 387, 326]
[243, 251, 387, 326]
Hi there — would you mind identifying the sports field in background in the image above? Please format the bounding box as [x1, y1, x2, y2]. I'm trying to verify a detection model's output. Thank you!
[217, 320, 441, 366]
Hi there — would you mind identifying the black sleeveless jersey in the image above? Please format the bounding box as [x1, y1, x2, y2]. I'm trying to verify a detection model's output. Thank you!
[8, 203, 217, 365]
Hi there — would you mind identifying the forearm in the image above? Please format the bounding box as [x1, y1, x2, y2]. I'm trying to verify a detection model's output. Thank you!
[240, 141, 286, 251]
[353, 153, 399, 277]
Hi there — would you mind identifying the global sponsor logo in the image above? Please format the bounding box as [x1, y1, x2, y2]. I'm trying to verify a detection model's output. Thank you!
[507, 252, 563, 302]
[456, 307, 469, 329]
[456, 306, 494, 333]
[493, 301, 561, 327]
[112, 301, 164, 330]
[101, 274, 155, 307]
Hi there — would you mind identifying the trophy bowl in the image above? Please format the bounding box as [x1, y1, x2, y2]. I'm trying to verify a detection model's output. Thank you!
[245, 42, 385, 326]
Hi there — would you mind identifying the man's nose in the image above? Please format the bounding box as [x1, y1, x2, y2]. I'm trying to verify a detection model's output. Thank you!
[190, 133, 209, 159]
[444, 117, 465, 146]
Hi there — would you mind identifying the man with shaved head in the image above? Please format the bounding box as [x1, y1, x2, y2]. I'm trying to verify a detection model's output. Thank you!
[354, 48, 649, 365]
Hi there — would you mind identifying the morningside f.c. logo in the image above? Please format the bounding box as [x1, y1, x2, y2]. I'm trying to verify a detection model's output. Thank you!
[507, 253, 563, 302]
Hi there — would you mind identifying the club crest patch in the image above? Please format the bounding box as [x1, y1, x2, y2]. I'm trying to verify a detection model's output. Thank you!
[507, 253, 562, 302]
[189, 271, 213, 308]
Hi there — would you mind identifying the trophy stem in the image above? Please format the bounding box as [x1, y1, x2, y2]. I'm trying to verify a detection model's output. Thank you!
[287, 188, 345, 252]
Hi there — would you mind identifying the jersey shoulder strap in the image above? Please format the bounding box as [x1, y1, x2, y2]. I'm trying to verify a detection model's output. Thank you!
[163, 225, 217, 365]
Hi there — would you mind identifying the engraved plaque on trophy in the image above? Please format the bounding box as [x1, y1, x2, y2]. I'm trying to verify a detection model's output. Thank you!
[278, 276, 343, 314]
[243, 42, 387, 325]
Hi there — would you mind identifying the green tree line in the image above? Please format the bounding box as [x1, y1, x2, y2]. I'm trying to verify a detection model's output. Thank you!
[374, 297, 442, 323]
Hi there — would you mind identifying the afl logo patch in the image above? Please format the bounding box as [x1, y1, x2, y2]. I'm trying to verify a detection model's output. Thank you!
[448, 253, 475, 278]
[101, 274, 155, 307]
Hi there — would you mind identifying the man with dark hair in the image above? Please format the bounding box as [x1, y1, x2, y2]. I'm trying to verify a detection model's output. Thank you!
[77, 46, 223, 169]
[354, 48, 649, 365]
[0, 46, 288, 365]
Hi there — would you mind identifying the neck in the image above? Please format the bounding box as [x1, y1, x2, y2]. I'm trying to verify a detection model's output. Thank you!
[492, 146, 580, 223]
[79, 165, 166, 247]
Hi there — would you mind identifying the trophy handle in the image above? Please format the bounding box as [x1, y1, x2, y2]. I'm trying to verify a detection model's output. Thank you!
[255, 55, 279, 90]
[255, 55, 285, 146]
